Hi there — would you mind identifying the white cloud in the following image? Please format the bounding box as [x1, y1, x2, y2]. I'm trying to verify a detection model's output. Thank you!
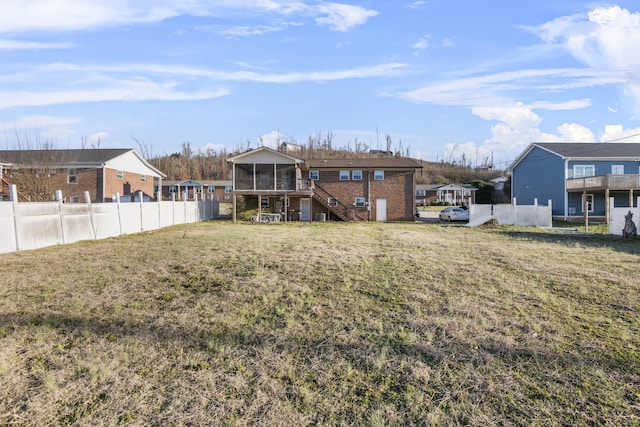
[0, 1, 377, 33]
[258, 130, 282, 149]
[0, 84, 231, 109]
[600, 124, 640, 143]
[0, 115, 80, 131]
[556, 123, 596, 141]
[0, 39, 73, 50]
[400, 68, 622, 108]
[532, 6, 640, 69]
[0, 60, 407, 110]
[405, 1, 426, 9]
[201, 24, 284, 37]
[412, 35, 430, 52]
[313, 2, 378, 32]
[87, 132, 110, 146]
[442, 38, 454, 48]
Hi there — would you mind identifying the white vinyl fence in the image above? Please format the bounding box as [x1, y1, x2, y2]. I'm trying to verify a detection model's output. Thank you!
[0, 187, 219, 254]
[609, 197, 640, 236]
[468, 198, 552, 227]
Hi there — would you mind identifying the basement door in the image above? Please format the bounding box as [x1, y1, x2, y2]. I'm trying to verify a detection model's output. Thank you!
[376, 199, 387, 221]
[300, 198, 311, 221]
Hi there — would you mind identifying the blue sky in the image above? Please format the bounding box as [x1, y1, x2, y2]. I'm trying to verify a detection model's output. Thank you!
[2, 1, 640, 168]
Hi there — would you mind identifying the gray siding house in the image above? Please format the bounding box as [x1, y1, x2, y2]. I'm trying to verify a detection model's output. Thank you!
[510, 142, 640, 222]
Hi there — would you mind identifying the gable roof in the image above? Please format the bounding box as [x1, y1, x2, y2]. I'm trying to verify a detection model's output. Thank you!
[510, 142, 640, 170]
[0, 148, 129, 164]
[306, 157, 422, 169]
[226, 146, 305, 163]
[0, 148, 166, 178]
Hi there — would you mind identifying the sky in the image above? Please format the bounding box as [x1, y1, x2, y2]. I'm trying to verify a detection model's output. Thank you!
[2, 1, 640, 169]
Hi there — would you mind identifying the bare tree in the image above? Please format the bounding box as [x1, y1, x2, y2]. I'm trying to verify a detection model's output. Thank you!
[2, 129, 75, 201]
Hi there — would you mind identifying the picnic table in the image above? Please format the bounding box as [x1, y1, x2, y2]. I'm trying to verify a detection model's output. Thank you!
[251, 213, 281, 223]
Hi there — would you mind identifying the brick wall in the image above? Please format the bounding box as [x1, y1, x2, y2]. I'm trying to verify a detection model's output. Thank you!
[104, 168, 155, 201]
[308, 169, 415, 221]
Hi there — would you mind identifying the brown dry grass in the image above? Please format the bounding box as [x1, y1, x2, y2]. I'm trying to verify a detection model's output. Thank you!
[0, 221, 638, 426]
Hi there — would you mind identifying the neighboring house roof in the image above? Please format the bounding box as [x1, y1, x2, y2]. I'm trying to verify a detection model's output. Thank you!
[438, 184, 477, 191]
[306, 158, 422, 169]
[416, 184, 443, 191]
[510, 142, 640, 170]
[416, 183, 477, 192]
[490, 176, 509, 183]
[163, 180, 231, 187]
[0, 148, 166, 178]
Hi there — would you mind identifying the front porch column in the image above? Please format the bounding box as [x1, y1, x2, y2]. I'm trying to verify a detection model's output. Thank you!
[232, 193, 237, 223]
[258, 194, 262, 221]
[630, 190, 634, 209]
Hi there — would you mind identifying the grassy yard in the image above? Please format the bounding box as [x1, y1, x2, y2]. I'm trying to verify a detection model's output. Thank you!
[0, 221, 638, 425]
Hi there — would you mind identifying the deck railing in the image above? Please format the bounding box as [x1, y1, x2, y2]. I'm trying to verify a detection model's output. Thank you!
[566, 174, 640, 191]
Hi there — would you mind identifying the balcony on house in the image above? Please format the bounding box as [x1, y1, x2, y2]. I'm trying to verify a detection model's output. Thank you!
[566, 174, 640, 191]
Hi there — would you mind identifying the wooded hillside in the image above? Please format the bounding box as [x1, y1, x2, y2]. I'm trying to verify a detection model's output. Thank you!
[146, 137, 506, 185]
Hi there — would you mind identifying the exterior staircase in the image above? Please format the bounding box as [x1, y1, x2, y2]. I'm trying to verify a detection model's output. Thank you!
[312, 183, 367, 222]
[1, 177, 30, 202]
[312, 183, 349, 221]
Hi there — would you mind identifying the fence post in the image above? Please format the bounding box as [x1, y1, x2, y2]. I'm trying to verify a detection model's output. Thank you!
[171, 192, 176, 226]
[115, 192, 123, 236]
[157, 190, 162, 228]
[138, 190, 144, 231]
[183, 192, 187, 224]
[10, 185, 20, 251]
[84, 191, 97, 240]
[194, 192, 199, 222]
[55, 190, 66, 244]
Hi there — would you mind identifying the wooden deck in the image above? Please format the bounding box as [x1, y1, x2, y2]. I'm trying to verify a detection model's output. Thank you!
[567, 174, 640, 191]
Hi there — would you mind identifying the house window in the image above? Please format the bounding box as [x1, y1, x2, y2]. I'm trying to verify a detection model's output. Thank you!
[340, 170, 349, 181]
[117, 170, 124, 179]
[352, 170, 362, 180]
[310, 170, 319, 180]
[140, 175, 147, 183]
[573, 165, 594, 179]
[261, 197, 269, 207]
[582, 194, 594, 213]
[10, 167, 18, 179]
[355, 197, 366, 207]
[611, 165, 624, 175]
[207, 185, 216, 192]
[67, 169, 77, 184]
[374, 170, 384, 180]
[70, 195, 79, 203]
[224, 186, 232, 193]
[328, 197, 338, 207]
[169, 186, 177, 193]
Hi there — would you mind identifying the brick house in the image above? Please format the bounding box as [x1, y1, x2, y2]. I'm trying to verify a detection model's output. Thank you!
[0, 149, 166, 203]
[416, 183, 477, 206]
[226, 147, 422, 222]
[160, 179, 232, 201]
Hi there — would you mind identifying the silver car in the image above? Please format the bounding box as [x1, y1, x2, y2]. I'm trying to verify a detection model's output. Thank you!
[439, 207, 469, 222]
